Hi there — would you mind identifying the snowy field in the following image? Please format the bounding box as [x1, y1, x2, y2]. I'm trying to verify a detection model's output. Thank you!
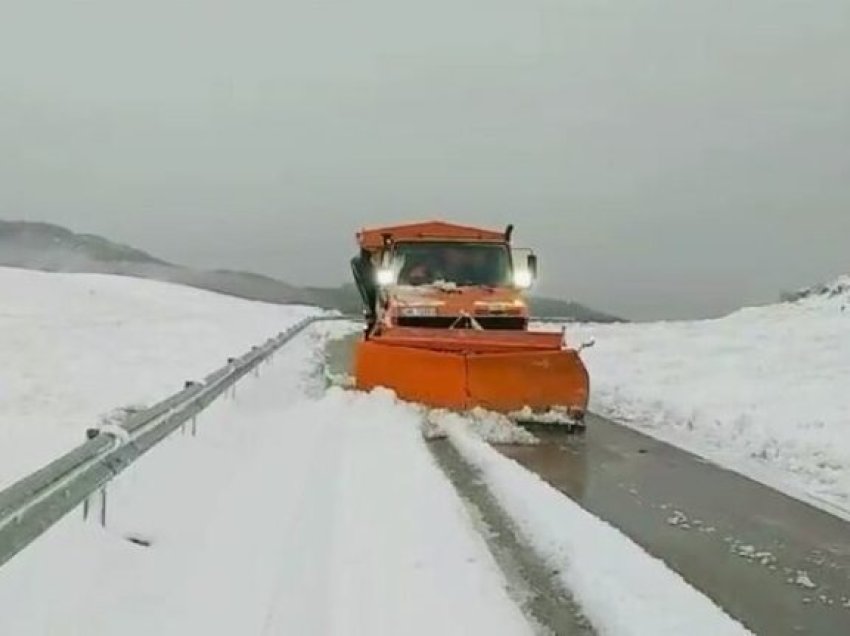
[561, 276, 850, 518]
[0, 266, 317, 489]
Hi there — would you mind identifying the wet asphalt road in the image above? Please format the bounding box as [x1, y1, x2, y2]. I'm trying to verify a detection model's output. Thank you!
[325, 334, 850, 635]
[499, 418, 850, 635]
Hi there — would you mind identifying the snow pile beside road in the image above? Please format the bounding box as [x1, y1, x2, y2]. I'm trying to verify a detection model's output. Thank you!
[557, 277, 850, 516]
[444, 423, 750, 636]
[425, 408, 538, 445]
[0, 266, 318, 488]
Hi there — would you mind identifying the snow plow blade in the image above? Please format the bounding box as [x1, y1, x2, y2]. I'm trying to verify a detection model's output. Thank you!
[354, 328, 589, 420]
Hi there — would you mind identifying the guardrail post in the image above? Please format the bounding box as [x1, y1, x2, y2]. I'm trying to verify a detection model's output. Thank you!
[182, 382, 197, 434]
[82, 428, 98, 521]
[84, 488, 108, 527]
[99, 487, 108, 528]
[227, 359, 238, 399]
[191, 415, 198, 437]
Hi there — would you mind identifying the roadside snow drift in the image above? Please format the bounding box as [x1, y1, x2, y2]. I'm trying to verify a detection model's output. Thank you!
[0, 325, 532, 636]
[443, 418, 751, 636]
[0, 266, 317, 488]
[562, 276, 850, 517]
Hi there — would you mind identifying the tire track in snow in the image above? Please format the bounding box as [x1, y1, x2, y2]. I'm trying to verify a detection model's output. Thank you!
[429, 438, 594, 636]
[261, 411, 343, 635]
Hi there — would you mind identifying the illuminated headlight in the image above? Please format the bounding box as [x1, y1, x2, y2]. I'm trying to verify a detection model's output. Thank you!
[376, 268, 395, 286]
[513, 270, 534, 289]
[399, 306, 438, 317]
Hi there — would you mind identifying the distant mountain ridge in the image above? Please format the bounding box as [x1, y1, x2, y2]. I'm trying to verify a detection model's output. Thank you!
[781, 275, 850, 303]
[0, 220, 168, 267]
[0, 219, 622, 322]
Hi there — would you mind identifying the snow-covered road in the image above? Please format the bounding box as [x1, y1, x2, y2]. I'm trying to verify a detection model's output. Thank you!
[0, 324, 532, 635]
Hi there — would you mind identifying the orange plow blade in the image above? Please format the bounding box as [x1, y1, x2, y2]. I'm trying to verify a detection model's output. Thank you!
[354, 328, 589, 419]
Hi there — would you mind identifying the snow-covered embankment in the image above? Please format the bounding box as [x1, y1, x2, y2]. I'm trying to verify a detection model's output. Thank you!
[0, 266, 317, 488]
[564, 276, 850, 516]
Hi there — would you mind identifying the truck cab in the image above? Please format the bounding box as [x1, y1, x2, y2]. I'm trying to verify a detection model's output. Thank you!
[351, 221, 538, 332]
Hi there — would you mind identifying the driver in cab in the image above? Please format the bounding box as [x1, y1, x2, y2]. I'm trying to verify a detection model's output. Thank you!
[400, 247, 479, 286]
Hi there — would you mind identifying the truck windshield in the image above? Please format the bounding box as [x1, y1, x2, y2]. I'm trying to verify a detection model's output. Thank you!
[394, 242, 511, 287]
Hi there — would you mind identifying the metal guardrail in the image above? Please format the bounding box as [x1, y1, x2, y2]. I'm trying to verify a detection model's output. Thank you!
[0, 314, 344, 569]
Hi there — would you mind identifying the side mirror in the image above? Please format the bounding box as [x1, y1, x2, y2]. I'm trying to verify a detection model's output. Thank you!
[511, 247, 537, 289]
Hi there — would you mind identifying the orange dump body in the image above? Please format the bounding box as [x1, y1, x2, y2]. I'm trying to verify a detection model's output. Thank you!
[354, 327, 590, 418]
[357, 221, 505, 250]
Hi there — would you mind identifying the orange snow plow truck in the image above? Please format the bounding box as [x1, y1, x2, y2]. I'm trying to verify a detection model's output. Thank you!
[350, 221, 590, 424]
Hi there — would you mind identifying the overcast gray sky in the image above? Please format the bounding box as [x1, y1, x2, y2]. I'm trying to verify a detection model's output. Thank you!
[1, 0, 848, 319]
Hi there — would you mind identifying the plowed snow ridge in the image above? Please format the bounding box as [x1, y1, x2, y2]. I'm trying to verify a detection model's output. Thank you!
[439, 414, 750, 636]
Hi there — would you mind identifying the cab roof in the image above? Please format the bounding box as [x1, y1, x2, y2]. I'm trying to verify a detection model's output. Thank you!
[357, 221, 508, 251]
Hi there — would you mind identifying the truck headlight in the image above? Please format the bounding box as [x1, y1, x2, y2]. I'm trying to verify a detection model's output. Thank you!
[513, 270, 534, 289]
[376, 268, 395, 286]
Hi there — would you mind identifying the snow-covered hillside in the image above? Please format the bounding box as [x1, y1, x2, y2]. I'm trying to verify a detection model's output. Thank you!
[565, 277, 850, 517]
[0, 266, 317, 488]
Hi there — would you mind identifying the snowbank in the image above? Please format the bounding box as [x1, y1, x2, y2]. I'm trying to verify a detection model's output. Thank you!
[553, 278, 850, 517]
[424, 407, 538, 445]
[0, 325, 531, 636]
[443, 420, 751, 636]
[0, 267, 318, 488]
